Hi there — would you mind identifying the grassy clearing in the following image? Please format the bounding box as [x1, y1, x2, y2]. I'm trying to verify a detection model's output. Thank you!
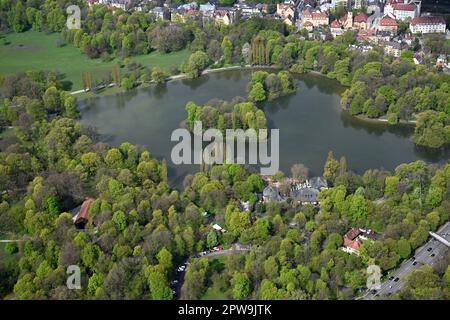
[0, 31, 190, 91]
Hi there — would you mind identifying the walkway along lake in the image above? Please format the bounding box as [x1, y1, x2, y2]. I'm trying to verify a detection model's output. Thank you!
[78, 69, 449, 188]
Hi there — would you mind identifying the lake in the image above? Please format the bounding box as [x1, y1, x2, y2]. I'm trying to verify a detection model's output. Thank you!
[78, 69, 449, 188]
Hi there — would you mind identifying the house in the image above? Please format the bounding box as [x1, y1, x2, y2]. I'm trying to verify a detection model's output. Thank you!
[342, 228, 362, 255]
[179, 2, 198, 11]
[199, 1, 215, 17]
[302, 9, 329, 27]
[212, 224, 226, 233]
[342, 228, 379, 255]
[277, 3, 296, 21]
[413, 52, 425, 65]
[378, 14, 398, 34]
[339, 12, 353, 30]
[436, 54, 448, 69]
[410, 16, 446, 34]
[263, 186, 282, 203]
[382, 40, 406, 57]
[291, 187, 320, 205]
[151, 7, 167, 20]
[330, 19, 344, 37]
[71, 198, 95, 229]
[239, 200, 251, 212]
[214, 9, 232, 25]
[303, 21, 314, 31]
[353, 13, 369, 30]
[102, 0, 131, 10]
[309, 177, 328, 191]
[357, 29, 378, 43]
[384, 0, 420, 21]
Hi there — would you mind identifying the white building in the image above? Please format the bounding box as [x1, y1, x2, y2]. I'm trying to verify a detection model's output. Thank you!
[410, 16, 446, 34]
[384, 0, 420, 21]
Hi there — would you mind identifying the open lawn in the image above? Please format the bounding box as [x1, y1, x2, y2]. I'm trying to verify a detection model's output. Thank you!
[0, 31, 190, 91]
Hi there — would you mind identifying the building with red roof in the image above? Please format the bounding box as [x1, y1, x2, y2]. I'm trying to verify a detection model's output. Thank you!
[378, 14, 399, 34]
[410, 16, 446, 34]
[354, 13, 369, 30]
[384, 0, 420, 21]
[302, 9, 329, 27]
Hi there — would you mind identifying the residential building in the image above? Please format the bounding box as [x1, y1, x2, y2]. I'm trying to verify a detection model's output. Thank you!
[357, 29, 378, 43]
[330, 19, 344, 37]
[354, 13, 369, 30]
[384, 0, 420, 21]
[410, 16, 446, 34]
[342, 228, 379, 255]
[382, 40, 406, 57]
[277, 2, 296, 21]
[214, 8, 233, 25]
[378, 14, 398, 34]
[339, 11, 353, 29]
[199, 2, 215, 15]
[302, 9, 329, 27]
[436, 54, 449, 69]
[342, 228, 362, 255]
[71, 198, 95, 229]
[263, 186, 282, 203]
[291, 187, 320, 205]
[151, 6, 167, 20]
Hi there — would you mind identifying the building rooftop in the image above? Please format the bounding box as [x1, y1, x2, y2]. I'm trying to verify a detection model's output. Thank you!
[411, 16, 446, 26]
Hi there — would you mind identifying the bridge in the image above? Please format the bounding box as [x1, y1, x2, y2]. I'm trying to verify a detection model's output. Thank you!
[429, 231, 450, 247]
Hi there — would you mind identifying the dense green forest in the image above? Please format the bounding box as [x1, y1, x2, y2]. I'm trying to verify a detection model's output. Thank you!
[0, 69, 449, 299]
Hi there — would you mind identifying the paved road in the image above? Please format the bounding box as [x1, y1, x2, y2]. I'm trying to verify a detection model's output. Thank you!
[365, 221, 450, 300]
[367, 4, 382, 30]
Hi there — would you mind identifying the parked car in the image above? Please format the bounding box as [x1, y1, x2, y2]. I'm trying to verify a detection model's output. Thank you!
[394, 277, 399, 282]
[427, 247, 433, 252]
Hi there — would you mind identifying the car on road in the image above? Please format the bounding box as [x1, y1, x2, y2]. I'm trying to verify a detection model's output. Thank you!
[412, 261, 418, 266]
[411, 256, 415, 261]
[427, 247, 433, 252]
[431, 253, 435, 257]
[394, 277, 399, 282]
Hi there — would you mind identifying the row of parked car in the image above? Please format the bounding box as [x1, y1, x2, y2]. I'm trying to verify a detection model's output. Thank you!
[196, 246, 224, 257]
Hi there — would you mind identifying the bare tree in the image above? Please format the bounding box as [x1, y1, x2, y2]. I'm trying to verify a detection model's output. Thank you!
[291, 163, 309, 182]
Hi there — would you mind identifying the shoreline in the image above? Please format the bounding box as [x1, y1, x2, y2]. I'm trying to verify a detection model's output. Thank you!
[73, 65, 418, 126]
[71, 64, 278, 99]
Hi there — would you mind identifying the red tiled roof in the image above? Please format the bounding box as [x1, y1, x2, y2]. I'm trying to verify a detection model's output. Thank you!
[344, 237, 361, 250]
[330, 20, 341, 28]
[345, 228, 361, 240]
[354, 13, 368, 23]
[312, 11, 328, 19]
[380, 15, 398, 27]
[304, 21, 313, 27]
[392, 3, 416, 11]
[411, 16, 446, 26]
[75, 198, 95, 224]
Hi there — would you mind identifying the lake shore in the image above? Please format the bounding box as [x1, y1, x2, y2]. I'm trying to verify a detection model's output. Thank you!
[73, 66, 418, 126]
[71, 65, 279, 99]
